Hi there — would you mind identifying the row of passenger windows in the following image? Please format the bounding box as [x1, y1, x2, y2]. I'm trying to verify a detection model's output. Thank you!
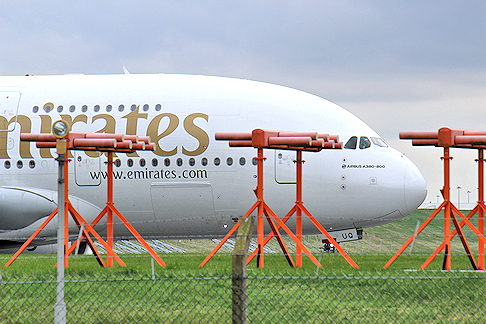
[118, 157, 257, 168]
[3, 157, 258, 169]
[32, 103, 162, 114]
[344, 136, 388, 149]
[4, 160, 36, 169]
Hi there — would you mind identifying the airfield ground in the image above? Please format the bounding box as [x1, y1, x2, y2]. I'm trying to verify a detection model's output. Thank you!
[0, 209, 484, 323]
[0, 209, 481, 274]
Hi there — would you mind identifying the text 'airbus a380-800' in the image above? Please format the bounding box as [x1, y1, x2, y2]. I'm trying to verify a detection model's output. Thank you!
[0, 73, 427, 252]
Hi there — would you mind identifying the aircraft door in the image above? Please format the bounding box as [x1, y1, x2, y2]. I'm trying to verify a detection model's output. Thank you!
[150, 181, 216, 234]
[275, 150, 296, 184]
[74, 151, 102, 186]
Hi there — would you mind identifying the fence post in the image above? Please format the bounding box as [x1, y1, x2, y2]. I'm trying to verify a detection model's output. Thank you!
[54, 152, 66, 324]
[232, 217, 254, 324]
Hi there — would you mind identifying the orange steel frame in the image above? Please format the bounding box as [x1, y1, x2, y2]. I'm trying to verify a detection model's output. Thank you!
[245, 150, 358, 268]
[5, 133, 165, 268]
[5, 156, 121, 268]
[417, 149, 486, 270]
[384, 128, 486, 270]
[82, 152, 165, 267]
[200, 147, 302, 268]
[200, 129, 359, 268]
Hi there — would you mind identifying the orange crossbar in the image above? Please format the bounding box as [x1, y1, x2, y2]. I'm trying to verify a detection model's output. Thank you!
[399, 131, 438, 139]
[71, 138, 117, 148]
[20, 133, 57, 142]
[268, 136, 312, 146]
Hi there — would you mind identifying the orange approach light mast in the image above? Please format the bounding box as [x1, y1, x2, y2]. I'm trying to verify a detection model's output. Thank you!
[384, 127, 486, 270]
[5, 128, 165, 268]
[200, 129, 359, 269]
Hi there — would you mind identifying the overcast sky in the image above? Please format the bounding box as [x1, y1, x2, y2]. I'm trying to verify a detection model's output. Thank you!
[1, 1, 486, 206]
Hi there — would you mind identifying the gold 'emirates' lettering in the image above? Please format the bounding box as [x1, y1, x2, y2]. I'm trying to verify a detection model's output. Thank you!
[182, 113, 209, 156]
[0, 112, 209, 159]
[146, 113, 179, 156]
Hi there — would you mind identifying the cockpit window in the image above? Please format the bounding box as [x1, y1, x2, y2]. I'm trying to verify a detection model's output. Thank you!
[359, 137, 371, 149]
[344, 136, 358, 149]
[371, 137, 388, 147]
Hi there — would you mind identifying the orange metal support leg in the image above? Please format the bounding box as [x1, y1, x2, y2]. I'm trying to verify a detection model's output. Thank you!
[263, 209, 295, 267]
[4, 208, 58, 267]
[199, 201, 259, 267]
[63, 163, 70, 268]
[262, 202, 322, 267]
[246, 206, 296, 265]
[296, 151, 303, 267]
[111, 207, 166, 266]
[107, 152, 114, 267]
[442, 147, 452, 270]
[256, 148, 265, 268]
[65, 204, 109, 267]
[384, 202, 446, 269]
[450, 210, 478, 269]
[478, 149, 485, 270]
[298, 203, 358, 268]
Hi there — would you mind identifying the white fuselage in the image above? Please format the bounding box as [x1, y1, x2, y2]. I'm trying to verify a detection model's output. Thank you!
[0, 74, 427, 247]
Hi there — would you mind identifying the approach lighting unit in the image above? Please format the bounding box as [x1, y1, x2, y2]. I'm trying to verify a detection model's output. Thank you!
[52, 120, 70, 138]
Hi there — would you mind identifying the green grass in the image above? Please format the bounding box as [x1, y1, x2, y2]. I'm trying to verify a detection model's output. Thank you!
[1, 209, 486, 323]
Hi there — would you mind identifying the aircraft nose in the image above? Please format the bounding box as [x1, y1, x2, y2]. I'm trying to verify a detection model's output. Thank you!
[403, 161, 427, 215]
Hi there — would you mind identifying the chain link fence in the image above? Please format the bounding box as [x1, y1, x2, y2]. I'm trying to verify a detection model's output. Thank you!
[1, 269, 485, 323]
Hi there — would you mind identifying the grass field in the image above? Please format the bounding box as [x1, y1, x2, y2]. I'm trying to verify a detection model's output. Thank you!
[1, 209, 486, 323]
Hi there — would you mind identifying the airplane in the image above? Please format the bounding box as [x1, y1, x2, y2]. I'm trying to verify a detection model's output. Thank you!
[0, 73, 427, 253]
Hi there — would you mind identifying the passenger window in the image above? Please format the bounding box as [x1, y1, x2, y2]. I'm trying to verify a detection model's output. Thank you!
[118, 104, 125, 112]
[239, 157, 246, 166]
[164, 158, 170, 167]
[189, 158, 195, 166]
[94, 105, 100, 112]
[4, 161, 10, 169]
[130, 104, 137, 112]
[139, 158, 146, 167]
[214, 157, 221, 166]
[345, 136, 357, 149]
[69, 105, 76, 113]
[143, 104, 149, 112]
[152, 158, 158, 167]
[359, 137, 371, 149]
[57, 105, 63, 113]
[81, 105, 88, 112]
[44, 103, 53, 113]
[226, 157, 233, 166]
[371, 137, 388, 147]
[201, 157, 208, 166]
[176, 158, 183, 166]
[106, 105, 113, 112]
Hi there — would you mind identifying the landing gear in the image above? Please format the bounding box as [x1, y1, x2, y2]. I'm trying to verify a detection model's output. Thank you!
[322, 242, 336, 253]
